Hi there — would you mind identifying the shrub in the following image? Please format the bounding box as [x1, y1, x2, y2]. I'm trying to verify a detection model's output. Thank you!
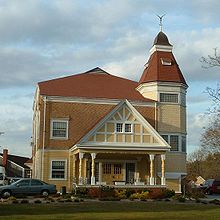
[7, 196, 17, 201]
[65, 198, 73, 202]
[178, 197, 186, 203]
[20, 199, 29, 204]
[162, 189, 175, 198]
[76, 187, 89, 198]
[34, 200, 42, 204]
[148, 189, 165, 199]
[115, 189, 127, 199]
[139, 191, 149, 200]
[74, 198, 80, 202]
[12, 200, 19, 204]
[129, 193, 141, 200]
[62, 194, 71, 199]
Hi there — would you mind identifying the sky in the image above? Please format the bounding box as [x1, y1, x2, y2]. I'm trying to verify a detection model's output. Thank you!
[0, 0, 219, 157]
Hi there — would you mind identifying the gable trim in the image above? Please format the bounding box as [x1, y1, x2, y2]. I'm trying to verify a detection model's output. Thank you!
[70, 100, 170, 151]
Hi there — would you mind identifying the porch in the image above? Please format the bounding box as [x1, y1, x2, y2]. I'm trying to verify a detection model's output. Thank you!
[72, 151, 166, 187]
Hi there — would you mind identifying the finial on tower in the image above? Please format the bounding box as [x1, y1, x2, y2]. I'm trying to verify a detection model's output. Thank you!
[156, 14, 165, 32]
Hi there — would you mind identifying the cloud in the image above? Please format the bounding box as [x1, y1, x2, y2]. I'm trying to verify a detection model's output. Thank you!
[1, 0, 220, 156]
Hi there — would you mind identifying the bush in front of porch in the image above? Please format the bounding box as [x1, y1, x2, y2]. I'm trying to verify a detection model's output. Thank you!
[75, 186, 175, 201]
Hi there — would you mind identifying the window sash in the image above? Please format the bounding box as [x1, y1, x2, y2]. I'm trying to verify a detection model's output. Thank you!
[170, 135, 179, 151]
[160, 93, 178, 103]
[115, 123, 132, 133]
[51, 161, 65, 179]
[51, 120, 68, 138]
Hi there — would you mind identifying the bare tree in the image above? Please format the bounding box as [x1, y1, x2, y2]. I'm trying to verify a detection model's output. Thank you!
[200, 49, 220, 112]
[201, 48, 220, 68]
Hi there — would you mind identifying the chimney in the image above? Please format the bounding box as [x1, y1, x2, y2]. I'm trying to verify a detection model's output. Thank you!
[2, 149, 8, 167]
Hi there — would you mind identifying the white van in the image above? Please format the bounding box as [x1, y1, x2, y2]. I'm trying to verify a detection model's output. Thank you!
[0, 166, 5, 186]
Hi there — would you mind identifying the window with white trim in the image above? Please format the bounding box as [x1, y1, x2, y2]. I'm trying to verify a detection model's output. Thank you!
[170, 135, 179, 151]
[51, 160, 66, 179]
[160, 93, 178, 103]
[161, 134, 181, 152]
[51, 119, 68, 139]
[116, 123, 123, 133]
[115, 123, 132, 133]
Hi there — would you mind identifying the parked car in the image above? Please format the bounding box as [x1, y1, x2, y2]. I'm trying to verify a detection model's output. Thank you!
[200, 179, 220, 194]
[0, 178, 57, 198]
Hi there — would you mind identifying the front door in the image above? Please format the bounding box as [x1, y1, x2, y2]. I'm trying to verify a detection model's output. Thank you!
[126, 163, 135, 184]
[102, 163, 123, 184]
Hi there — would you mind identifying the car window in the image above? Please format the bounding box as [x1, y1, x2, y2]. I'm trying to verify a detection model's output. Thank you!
[16, 179, 30, 187]
[214, 181, 220, 186]
[31, 180, 44, 186]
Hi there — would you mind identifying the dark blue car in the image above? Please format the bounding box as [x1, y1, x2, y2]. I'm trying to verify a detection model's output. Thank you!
[0, 178, 57, 197]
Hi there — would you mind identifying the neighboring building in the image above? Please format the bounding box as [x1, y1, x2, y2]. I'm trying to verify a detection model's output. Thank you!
[0, 149, 32, 178]
[32, 30, 188, 193]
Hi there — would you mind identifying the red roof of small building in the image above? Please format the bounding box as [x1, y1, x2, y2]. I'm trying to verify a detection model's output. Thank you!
[38, 67, 153, 102]
[139, 51, 187, 86]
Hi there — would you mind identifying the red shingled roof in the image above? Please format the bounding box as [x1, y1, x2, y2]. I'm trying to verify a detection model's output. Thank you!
[139, 51, 187, 85]
[38, 67, 153, 102]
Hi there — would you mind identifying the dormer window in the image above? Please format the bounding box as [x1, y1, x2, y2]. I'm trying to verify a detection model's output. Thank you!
[116, 123, 132, 133]
[161, 58, 172, 66]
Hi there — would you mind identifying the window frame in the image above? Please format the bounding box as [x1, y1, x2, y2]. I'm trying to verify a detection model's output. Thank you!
[159, 93, 179, 104]
[50, 159, 67, 180]
[161, 134, 186, 152]
[50, 119, 69, 140]
[115, 123, 133, 133]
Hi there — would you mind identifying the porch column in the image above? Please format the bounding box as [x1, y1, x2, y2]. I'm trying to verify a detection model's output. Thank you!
[149, 154, 155, 185]
[161, 154, 166, 185]
[79, 152, 84, 185]
[99, 162, 102, 184]
[72, 154, 76, 183]
[91, 153, 97, 185]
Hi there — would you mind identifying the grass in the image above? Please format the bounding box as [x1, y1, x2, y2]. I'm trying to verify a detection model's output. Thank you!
[0, 201, 220, 220]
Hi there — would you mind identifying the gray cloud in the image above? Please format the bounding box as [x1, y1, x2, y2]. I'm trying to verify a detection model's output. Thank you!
[0, 0, 220, 156]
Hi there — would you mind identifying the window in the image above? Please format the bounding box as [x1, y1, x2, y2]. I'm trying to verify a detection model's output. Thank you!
[170, 135, 179, 151]
[125, 124, 132, 133]
[16, 179, 30, 187]
[51, 161, 66, 179]
[115, 123, 132, 133]
[114, 164, 122, 174]
[161, 58, 172, 66]
[103, 163, 111, 174]
[160, 93, 178, 103]
[181, 93, 186, 106]
[161, 135, 169, 143]
[51, 120, 68, 139]
[116, 123, 123, 133]
[161, 134, 186, 152]
[31, 179, 44, 186]
[181, 136, 186, 153]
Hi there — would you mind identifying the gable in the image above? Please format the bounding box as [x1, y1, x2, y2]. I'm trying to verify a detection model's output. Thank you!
[77, 100, 170, 150]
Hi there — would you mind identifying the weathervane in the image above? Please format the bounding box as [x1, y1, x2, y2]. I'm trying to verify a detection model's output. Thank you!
[156, 14, 165, 32]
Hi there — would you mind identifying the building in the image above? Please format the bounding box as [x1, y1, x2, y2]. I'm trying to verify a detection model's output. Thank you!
[32, 30, 188, 193]
[0, 149, 32, 178]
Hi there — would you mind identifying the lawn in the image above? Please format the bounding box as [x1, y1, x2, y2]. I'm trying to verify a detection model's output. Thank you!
[0, 201, 220, 220]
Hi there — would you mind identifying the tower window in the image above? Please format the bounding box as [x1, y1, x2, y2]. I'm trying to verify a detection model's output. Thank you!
[160, 93, 178, 103]
[161, 58, 172, 66]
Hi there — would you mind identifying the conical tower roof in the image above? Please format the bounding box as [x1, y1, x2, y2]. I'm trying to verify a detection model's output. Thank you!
[153, 31, 172, 46]
[139, 31, 187, 86]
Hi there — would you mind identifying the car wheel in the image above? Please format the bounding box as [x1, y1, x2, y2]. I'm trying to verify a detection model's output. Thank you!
[41, 190, 49, 197]
[2, 190, 11, 198]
